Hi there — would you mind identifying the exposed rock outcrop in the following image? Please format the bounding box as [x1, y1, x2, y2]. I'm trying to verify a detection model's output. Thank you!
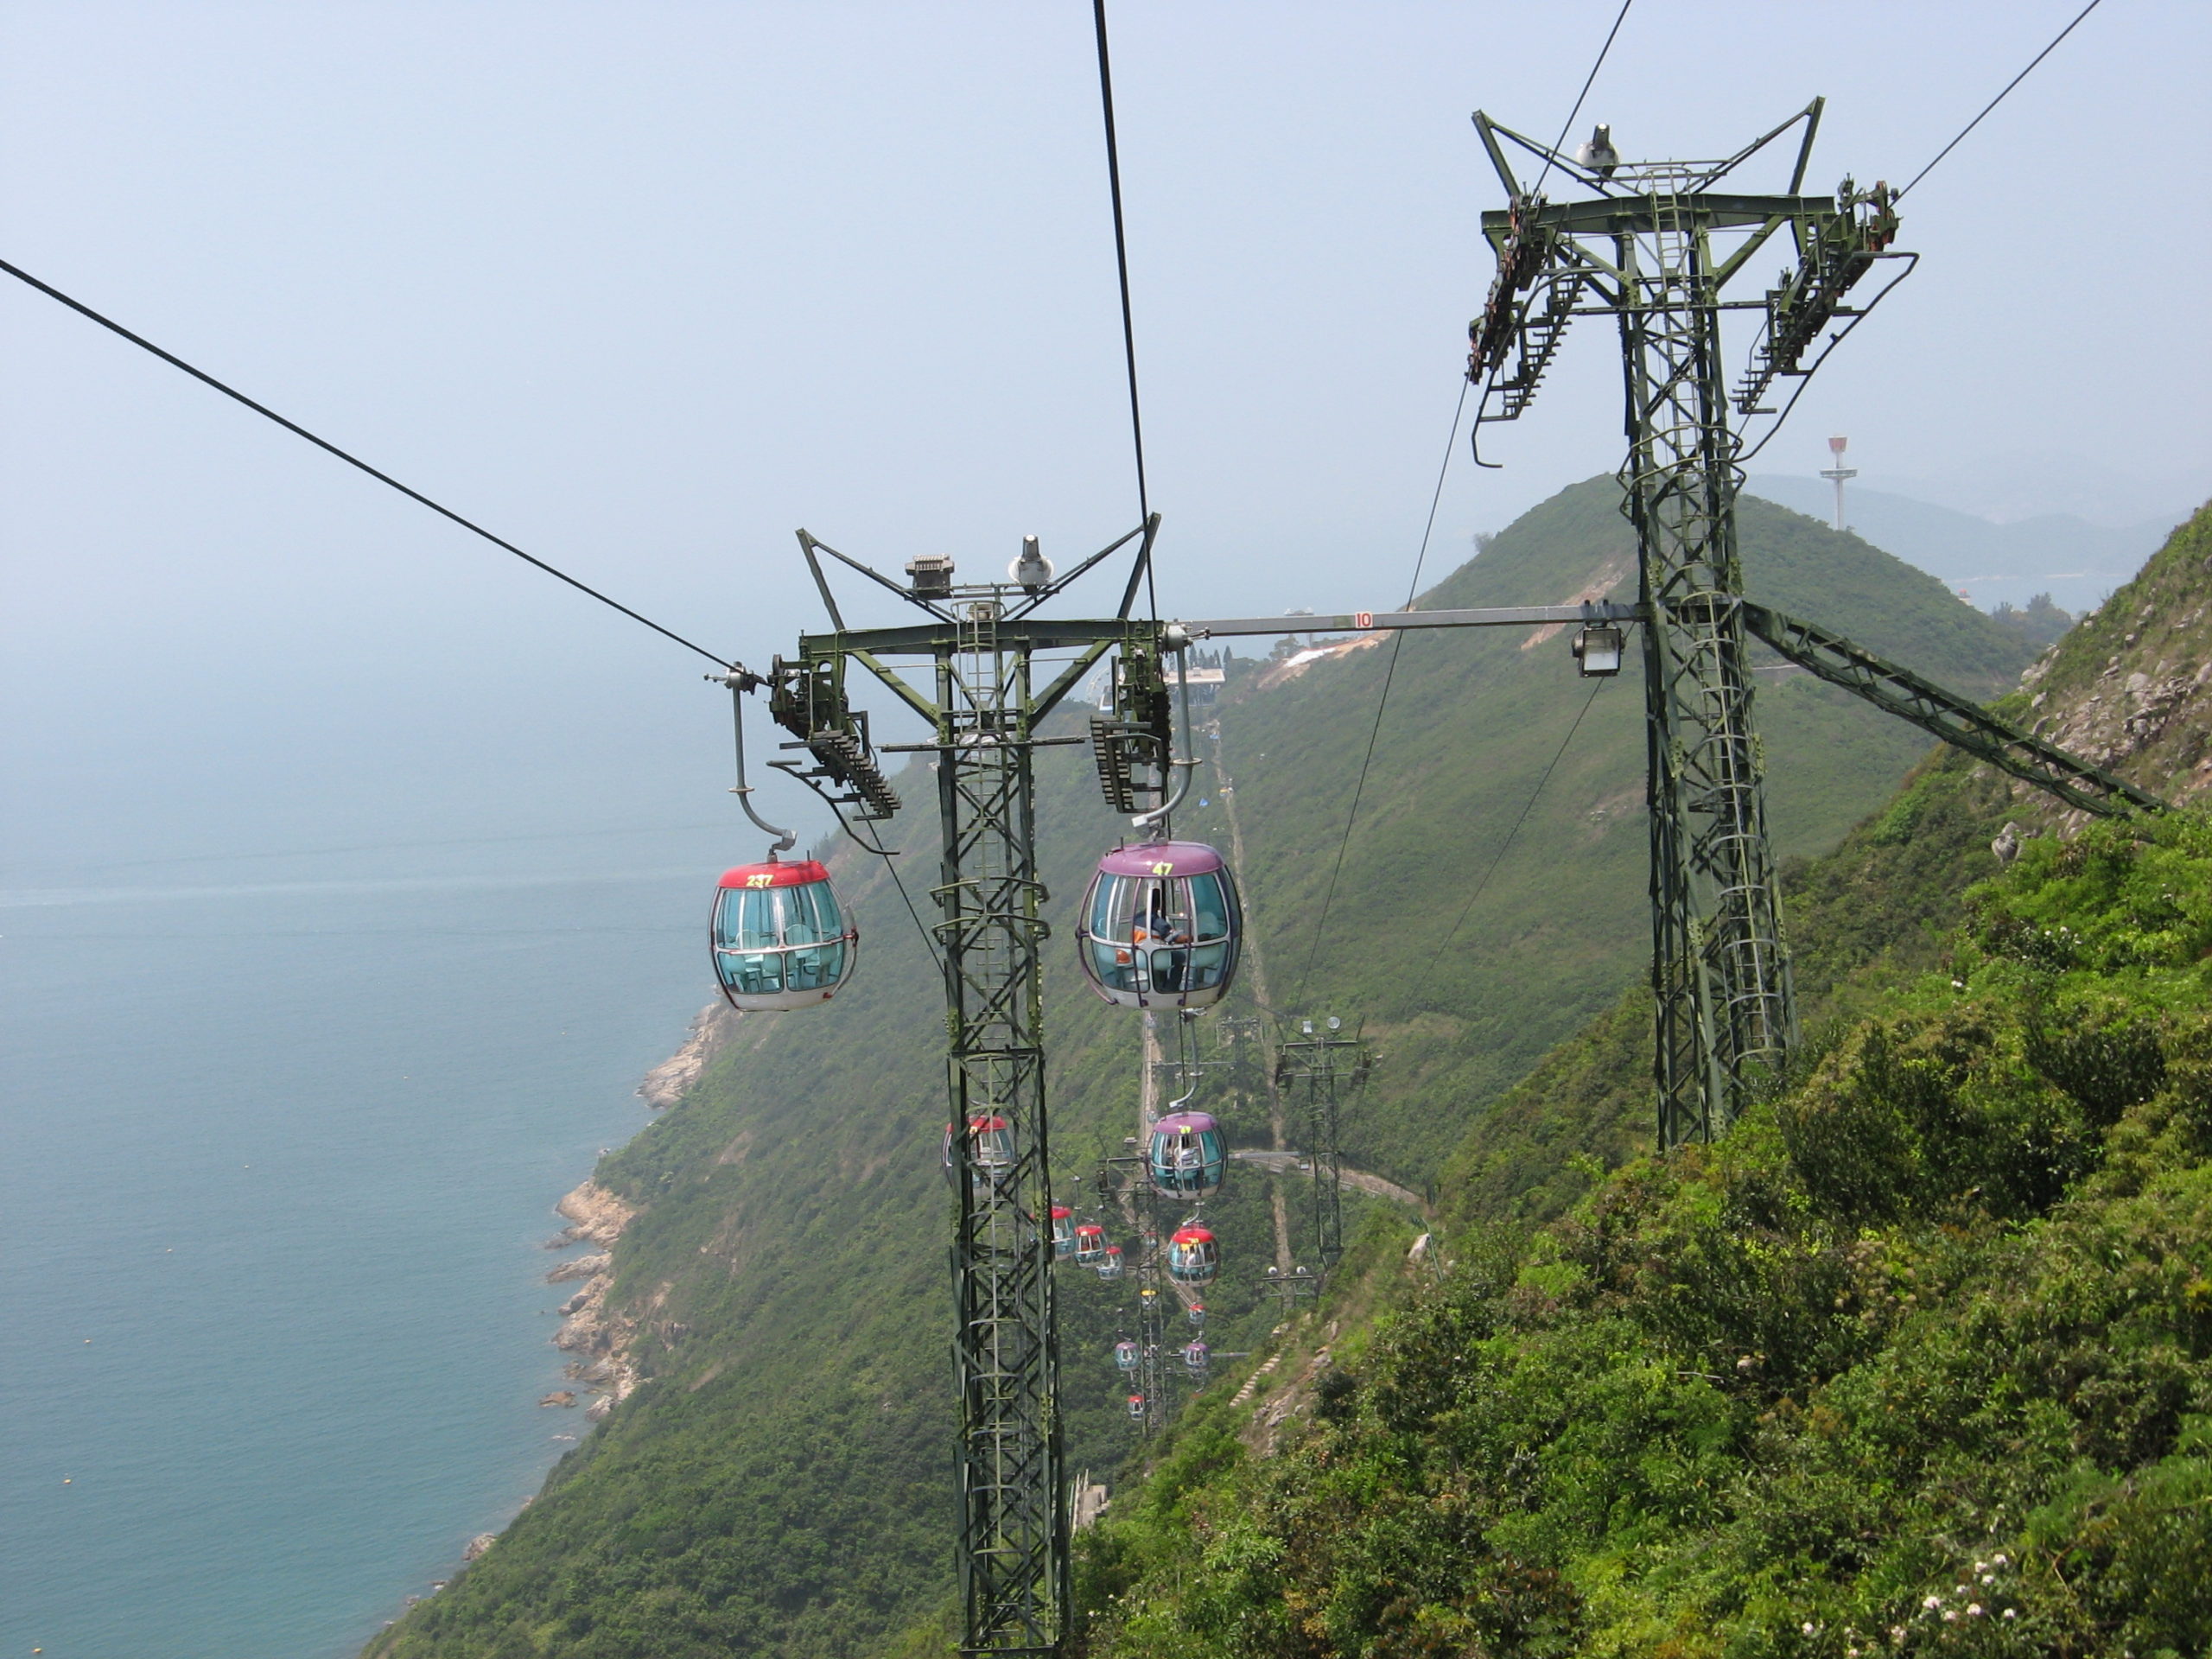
[551, 1256, 639, 1413]
[638, 1002, 739, 1109]
[545, 1251, 610, 1285]
[538, 1183, 643, 1414]
[553, 1182, 634, 1248]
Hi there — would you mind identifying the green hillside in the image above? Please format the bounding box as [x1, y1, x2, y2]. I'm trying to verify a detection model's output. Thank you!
[1072, 502, 2212, 1658]
[367, 480, 2041, 1658]
[1218, 477, 2030, 1179]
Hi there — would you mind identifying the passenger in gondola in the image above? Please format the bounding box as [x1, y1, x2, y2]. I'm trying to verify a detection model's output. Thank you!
[1136, 885, 1192, 992]
[1077, 842, 1242, 1010]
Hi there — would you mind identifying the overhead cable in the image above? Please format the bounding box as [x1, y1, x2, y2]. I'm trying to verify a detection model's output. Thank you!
[830, 802, 948, 974]
[1896, 0, 2105, 200]
[1290, 380, 1469, 1009]
[0, 257, 736, 670]
[1294, 0, 1640, 1005]
[1091, 0, 1156, 620]
[1426, 676, 1608, 973]
[1529, 0, 1636, 197]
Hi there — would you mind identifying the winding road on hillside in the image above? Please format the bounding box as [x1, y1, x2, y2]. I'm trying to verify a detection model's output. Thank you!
[1229, 1148, 1424, 1211]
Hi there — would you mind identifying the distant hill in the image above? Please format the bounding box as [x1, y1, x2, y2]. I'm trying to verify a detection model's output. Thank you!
[1747, 474, 2172, 615]
[1220, 476, 2035, 1177]
[366, 477, 2042, 1659]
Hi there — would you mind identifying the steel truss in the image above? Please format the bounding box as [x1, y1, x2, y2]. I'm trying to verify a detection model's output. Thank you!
[768, 526, 1166, 1657]
[1272, 1020, 1371, 1270]
[1181, 600, 2160, 829]
[1737, 603, 2165, 817]
[1465, 102, 1911, 1146]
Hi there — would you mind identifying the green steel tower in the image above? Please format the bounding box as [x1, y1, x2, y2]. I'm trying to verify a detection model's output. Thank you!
[1466, 101, 1907, 1146]
[766, 523, 1169, 1656]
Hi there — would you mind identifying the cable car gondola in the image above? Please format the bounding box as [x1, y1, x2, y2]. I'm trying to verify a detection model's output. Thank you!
[1183, 1340, 1210, 1376]
[710, 684, 859, 1012]
[1097, 1243, 1125, 1281]
[711, 856, 858, 1011]
[1074, 1223, 1108, 1264]
[1077, 842, 1243, 1009]
[1050, 1206, 1076, 1260]
[942, 1115, 1016, 1189]
[1147, 1111, 1227, 1198]
[1166, 1224, 1218, 1285]
[1126, 1394, 1146, 1419]
[1186, 1300, 1206, 1327]
[1114, 1339, 1140, 1373]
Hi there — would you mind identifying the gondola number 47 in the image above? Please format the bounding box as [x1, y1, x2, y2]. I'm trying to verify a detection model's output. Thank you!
[1151, 861, 1175, 875]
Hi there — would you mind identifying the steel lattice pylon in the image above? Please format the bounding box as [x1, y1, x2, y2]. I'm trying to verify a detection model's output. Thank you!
[1465, 102, 1910, 1145]
[767, 522, 1165, 1656]
[1618, 215, 1795, 1147]
[1103, 1156, 1177, 1441]
[1272, 1019, 1370, 1270]
[937, 610, 1065, 1653]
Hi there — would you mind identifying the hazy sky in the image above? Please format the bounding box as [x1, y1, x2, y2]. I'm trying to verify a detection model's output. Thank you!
[3, 1, 2206, 868]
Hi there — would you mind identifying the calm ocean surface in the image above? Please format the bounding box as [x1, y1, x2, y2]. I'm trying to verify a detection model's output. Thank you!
[0, 861, 715, 1657]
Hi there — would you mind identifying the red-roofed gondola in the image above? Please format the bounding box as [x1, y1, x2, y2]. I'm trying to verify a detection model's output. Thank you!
[942, 1115, 1016, 1189]
[710, 684, 859, 1013]
[711, 856, 858, 1011]
[1166, 1224, 1219, 1285]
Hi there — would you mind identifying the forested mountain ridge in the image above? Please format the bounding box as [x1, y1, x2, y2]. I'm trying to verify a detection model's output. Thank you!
[1074, 501, 2212, 1658]
[366, 481, 2050, 1658]
[1223, 478, 2033, 1182]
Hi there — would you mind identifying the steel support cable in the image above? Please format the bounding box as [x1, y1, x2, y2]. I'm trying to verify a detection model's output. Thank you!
[0, 257, 736, 671]
[827, 800, 948, 972]
[1897, 0, 2105, 200]
[1091, 0, 1156, 620]
[1290, 380, 1470, 1009]
[1529, 0, 1636, 197]
[1427, 675, 1607, 974]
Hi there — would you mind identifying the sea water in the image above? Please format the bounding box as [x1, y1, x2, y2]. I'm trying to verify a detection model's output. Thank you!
[0, 857, 716, 1657]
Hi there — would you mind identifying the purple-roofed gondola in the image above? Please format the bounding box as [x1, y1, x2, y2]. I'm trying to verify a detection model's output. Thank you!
[1076, 840, 1243, 1009]
[1147, 1111, 1227, 1198]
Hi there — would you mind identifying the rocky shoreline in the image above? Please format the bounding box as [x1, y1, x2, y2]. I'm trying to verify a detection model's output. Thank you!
[543, 1179, 641, 1419]
[398, 1024, 702, 1618]
[636, 1001, 738, 1109]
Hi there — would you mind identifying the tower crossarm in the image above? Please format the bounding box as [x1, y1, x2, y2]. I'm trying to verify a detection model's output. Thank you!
[1738, 601, 2168, 818]
[1734, 179, 1904, 415]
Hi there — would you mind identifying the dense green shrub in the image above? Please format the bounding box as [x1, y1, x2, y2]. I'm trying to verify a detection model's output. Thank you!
[1078, 811, 2212, 1658]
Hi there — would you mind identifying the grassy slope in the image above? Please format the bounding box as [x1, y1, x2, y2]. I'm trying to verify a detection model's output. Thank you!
[367, 480, 2037, 1658]
[1073, 502, 2212, 1659]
